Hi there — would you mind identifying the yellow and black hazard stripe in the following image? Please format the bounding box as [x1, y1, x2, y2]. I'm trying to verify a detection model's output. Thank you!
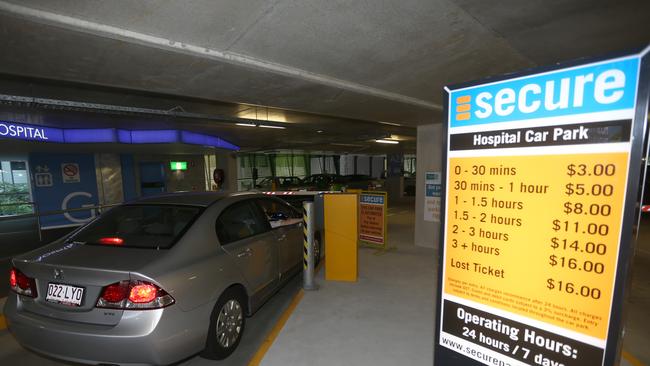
[303, 206, 309, 270]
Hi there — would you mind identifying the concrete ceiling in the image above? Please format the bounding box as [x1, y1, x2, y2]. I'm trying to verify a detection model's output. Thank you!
[0, 0, 647, 149]
[0, 74, 416, 154]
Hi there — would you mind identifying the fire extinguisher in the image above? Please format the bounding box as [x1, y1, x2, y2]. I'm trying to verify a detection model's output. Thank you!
[213, 168, 225, 190]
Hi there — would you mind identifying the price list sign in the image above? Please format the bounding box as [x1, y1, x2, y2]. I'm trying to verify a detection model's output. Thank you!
[435, 48, 649, 366]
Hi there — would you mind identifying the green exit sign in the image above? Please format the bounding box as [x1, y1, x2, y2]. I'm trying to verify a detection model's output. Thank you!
[170, 161, 187, 170]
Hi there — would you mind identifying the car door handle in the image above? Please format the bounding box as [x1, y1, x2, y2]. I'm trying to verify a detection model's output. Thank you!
[237, 248, 252, 258]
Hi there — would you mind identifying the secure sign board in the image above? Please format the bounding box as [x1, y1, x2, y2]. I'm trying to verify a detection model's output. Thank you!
[359, 191, 387, 247]
[435, 47, 650, 366]
[449, 59, 638, 126]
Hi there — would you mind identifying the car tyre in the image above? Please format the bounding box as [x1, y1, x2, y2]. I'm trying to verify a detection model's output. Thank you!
[202, 287, 246, 360]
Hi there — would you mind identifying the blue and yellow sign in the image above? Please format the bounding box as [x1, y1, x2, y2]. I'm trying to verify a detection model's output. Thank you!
[449, 57, 639, 127]
[437, 47, 650, 366]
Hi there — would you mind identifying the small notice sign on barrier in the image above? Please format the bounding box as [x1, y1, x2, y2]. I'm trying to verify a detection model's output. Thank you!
[359, 191, 387, 248]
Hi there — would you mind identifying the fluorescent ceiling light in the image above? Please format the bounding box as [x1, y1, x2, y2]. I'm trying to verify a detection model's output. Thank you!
[236, 123, 256, 127]
[259, 124, 286, 129]
[378, 121, 403, 127]
[331, 143, 365, 147]
[375, 139, 399, 144]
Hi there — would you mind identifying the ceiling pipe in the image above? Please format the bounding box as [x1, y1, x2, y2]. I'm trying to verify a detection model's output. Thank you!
[0, 93, 290, 129]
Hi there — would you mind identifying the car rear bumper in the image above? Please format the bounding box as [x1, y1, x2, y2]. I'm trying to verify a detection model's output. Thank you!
[4, 294, 210, 365]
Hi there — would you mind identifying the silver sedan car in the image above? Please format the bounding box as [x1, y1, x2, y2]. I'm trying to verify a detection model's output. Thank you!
[4, 192, 304, 365]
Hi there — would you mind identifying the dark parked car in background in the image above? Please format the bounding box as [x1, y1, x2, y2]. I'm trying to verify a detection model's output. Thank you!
[4, 192, 303, 365]
[298, 174, 346, 191]
[255, 176, 303, 191]
[342, 175, 384, 191]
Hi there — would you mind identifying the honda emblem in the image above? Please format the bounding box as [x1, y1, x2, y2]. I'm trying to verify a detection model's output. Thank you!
[54, 268, 64, 280]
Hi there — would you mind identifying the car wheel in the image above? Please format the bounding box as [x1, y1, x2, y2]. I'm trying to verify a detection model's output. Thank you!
[202, 287, 246, 360]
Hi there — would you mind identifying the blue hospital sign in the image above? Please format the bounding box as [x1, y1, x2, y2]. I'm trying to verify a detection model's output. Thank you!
[0, 121, 55, 141]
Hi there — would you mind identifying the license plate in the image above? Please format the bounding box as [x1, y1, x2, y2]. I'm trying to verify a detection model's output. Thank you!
[46, 283, 84, 306]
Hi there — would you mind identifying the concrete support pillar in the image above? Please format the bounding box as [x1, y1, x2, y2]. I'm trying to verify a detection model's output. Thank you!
[385, 176, 404, 203]
[415, 124, 443, 249]
[94, 153, 124, 205]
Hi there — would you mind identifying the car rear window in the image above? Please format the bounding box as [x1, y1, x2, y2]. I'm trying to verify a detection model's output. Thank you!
[71, 204, 203, 249]
[216, 200, 269, 245]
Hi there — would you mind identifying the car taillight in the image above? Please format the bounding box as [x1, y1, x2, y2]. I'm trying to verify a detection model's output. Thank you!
[9, 267, 37, 298]
[9, 269, 16, 288]
[96, 280, 174, 310]
[129, 283, 157, 303]
[98, 237, 124, 245]
[100, 281, 129, 303]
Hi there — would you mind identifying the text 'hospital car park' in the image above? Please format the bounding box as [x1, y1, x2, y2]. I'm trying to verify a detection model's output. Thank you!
[0, 2, 649, 366]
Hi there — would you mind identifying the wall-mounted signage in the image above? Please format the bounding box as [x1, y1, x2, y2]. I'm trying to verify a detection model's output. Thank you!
[170, 161, 188, 171]
[0, 121, 240, 150]
[33, 165, 53, 188]
[61, 163, 81, 183]
[424, 171, 442, 222]
[0, 121, 62, 142]
[30, 153, 99, 229]
[436, 47, 649, 366]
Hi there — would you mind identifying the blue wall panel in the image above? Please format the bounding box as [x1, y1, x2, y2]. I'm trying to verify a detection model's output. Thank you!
[30, 153, 99, 229]
[120, 154, 137, 201]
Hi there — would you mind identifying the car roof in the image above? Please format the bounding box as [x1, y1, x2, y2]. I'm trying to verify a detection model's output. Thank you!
[127, 191, 262, 207]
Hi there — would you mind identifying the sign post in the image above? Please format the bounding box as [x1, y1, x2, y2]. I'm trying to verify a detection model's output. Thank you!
[435, 47, 650, 366]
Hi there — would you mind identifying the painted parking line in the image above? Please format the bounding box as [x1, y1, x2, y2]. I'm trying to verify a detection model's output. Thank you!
[247, 289, 304, 366]
[623, 350, 648, 366]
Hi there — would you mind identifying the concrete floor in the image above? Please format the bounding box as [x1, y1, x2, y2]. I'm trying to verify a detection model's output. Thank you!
[260, 202, 648, 366]
[0, 202, 647, 366]
[261, 201, 435, 366]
